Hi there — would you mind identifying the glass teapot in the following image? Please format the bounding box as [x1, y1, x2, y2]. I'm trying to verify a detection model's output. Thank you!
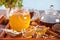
[40, 5, 60, 24]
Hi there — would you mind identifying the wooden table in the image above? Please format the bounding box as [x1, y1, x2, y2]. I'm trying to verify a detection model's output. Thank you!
[0, 16, 60, 40]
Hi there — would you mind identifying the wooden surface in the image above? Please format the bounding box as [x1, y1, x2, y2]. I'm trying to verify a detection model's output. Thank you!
[0, 22, 60, 40]
[0, 16, 60, 40]
[0, 38, 60, 40]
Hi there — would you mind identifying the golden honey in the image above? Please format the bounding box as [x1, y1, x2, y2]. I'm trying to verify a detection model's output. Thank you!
[9, 10, 30, 32]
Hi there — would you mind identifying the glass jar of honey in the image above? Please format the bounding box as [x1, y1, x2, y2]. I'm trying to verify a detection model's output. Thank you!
[9, 8, 30, 32]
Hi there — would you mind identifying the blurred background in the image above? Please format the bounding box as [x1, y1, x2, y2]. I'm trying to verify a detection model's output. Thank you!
[0, 0, 60, 10]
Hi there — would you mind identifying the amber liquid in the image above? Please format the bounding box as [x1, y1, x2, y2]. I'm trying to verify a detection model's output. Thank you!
[40, 21, 60, 28]
[9, 12, 30, 32]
